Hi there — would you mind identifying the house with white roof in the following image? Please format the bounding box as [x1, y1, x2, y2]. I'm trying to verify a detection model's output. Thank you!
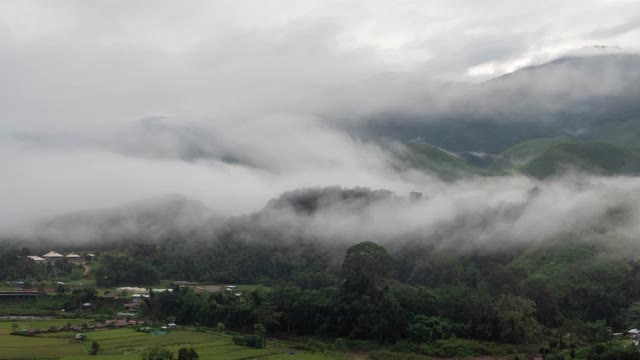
[27, 256, 46, 262]
[42, 251, 64, 262]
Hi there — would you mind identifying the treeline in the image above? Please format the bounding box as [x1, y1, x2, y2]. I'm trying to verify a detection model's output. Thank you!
[135, 241, 640, 357]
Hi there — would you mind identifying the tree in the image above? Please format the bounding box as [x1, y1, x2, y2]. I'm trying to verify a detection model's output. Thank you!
[628, 301, 640, 328]
[249, 286, 282, 347]
[11, 323, 18, 333]
[580, 320, 611, 345]
[341, 242, 392, 296]
[141, 346, 173, 360]
[177, 348, 199, 360]
[493, 294, 542, 344]
[408, 315, 453, 343]
[254, 323, 266, 349]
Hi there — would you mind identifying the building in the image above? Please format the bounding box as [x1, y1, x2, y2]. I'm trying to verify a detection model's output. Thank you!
[42, 251, 64, 262]
[131, 293, 149, 306]
[65, 253, 83, 263]
[131, 294, 142, 305]
[27, 256, 46, 262]
[171, 281, 191, 288]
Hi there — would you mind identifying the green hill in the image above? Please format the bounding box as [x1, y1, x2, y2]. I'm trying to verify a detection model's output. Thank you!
[518, 141, 640, 178]
[500, 138, 570, 164]
[396, 143, 494, 180]
[397, 137, 640, 180]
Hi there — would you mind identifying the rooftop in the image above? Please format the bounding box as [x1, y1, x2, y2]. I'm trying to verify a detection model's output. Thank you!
[43, 251, 64, 258]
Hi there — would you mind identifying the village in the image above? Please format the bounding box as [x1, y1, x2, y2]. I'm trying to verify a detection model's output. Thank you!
[2, 250, 244, 325]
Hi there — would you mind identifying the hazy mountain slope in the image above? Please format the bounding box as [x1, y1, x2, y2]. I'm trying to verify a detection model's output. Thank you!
[595, 118, 640, 149]
[396, 137, 640, 180]
[518, 140, 640, 178]
[393, 142, 494, 180]
[343, 54, 640, 153]
[28, 195, 218, 245]
[500, 138, 571, 164]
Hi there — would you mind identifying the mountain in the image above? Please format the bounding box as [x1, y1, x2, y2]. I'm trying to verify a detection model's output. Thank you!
[391, 142, 494, 180]
[342, 54, 640, 154]
[500, 138, 571, 164]
[518, 141, 640, 178]
[396, 137, 640, 179]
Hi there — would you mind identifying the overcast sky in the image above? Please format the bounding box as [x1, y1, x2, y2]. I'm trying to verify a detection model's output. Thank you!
[3, 0, 640, 231]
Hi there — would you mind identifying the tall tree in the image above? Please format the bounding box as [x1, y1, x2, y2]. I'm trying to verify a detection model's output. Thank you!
[341, 241, 392, 297]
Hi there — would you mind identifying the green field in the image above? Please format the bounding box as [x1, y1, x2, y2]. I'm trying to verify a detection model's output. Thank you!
[0, 321, 348, 360]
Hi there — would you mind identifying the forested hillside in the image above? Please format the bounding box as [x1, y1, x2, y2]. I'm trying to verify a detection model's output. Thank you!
[4, 187, 640, 358]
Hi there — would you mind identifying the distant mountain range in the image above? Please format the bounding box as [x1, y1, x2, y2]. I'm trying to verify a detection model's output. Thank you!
[396, 138, 640, 179]
[360, 54, 640, 178]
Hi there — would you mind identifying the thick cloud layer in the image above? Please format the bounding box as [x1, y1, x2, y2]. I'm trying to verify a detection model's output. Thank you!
[3, 0, 640, 246]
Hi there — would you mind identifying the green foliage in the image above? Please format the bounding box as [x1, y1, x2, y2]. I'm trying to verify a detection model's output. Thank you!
[417, 338, 506, 357]
[177, 347, 199, 360]
[10, 331, 35, 337]
[342, 241, 392, 296]
[215, 322, 225, 332]
[254, 323, 266, 348]
[545, 351, 567, 360]
[580, 320, 611, 344]
[368, 350, 433, 360]
[493, 294, 542, 344]
[141, 346, 174, 360]
[88, 341, 100, 355]
[408, 315, 453, 343]
[232, 335, 261, 348]
[95, 254, 160, 287]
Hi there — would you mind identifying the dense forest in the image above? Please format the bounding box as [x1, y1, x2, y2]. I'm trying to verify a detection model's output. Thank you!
[4, 187, 640, 359]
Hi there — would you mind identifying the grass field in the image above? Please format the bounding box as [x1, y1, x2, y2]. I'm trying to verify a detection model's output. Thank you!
[0, 320, 348, 360]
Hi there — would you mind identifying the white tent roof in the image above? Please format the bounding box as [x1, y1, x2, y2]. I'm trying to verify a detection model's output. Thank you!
[43, 251, 63, 258]
[27, 256, 46, 261]
[66, 253, 81, 258]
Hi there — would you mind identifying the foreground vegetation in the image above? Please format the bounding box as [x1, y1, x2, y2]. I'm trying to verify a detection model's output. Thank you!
[0, 320, 349, 360]
[5, 187, 640, 359]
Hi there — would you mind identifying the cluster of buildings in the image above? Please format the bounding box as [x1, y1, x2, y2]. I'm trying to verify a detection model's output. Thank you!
[27, 251, 94, 263]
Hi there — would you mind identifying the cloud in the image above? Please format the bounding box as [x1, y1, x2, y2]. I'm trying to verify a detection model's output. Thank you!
[3, 0, 640, 247]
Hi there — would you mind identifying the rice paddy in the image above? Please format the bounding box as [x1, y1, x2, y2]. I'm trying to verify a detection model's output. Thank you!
[0, 320, 345, 359]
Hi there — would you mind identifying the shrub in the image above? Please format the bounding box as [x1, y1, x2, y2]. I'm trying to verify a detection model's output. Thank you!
[10, 331, 34, 337]
[368, 351, 432, 360]
[177, 347, 199, 360]
[408, 316, 454, 343]
[232, 335, 261, 348]
[88, 341, 99, 355]
[544, 352, 566, 360]
[141, 346, 174, 360]
[419, 339, 492, 357]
